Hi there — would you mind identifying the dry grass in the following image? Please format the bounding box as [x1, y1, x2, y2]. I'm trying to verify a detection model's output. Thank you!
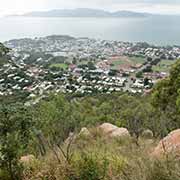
[22, 128, 180, 180]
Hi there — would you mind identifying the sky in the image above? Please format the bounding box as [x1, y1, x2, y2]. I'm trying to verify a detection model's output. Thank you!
[0, 0, 180, 17]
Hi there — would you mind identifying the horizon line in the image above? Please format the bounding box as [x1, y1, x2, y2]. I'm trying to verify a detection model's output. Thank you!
[3, 8, 180, 17]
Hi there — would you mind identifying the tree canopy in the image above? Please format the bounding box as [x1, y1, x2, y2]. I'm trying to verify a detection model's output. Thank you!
[0, 43, 10, 57]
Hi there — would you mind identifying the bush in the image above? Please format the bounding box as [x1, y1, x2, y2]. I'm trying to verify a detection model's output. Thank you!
[71, 152, 109, 180]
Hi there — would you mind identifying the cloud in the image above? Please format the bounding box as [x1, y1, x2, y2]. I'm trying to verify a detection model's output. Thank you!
[70, 0, 180, 5]
[0, 0, 180, 16]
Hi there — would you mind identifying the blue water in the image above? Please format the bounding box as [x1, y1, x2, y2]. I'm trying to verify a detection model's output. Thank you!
[0, 16, 179, 45]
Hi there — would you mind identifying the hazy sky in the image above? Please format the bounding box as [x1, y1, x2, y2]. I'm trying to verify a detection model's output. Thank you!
[0, 0, 180, 17]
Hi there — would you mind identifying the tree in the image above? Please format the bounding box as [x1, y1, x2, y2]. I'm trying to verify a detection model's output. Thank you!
[0, 103, 34, 179]
[136, 71, 143, 78]
[34, 94, 78, 147]
[72, 58, 77, 64]
[0, 43, 10, 57]
[147, 57, 152, 62]
[151, 58, 161, 66]
[152, 60, 180, 136]
[120, 96, 147, 143]
[87, 61, 96, 70]
[108, 69, 118, 76]
[144, 77, 149, 86]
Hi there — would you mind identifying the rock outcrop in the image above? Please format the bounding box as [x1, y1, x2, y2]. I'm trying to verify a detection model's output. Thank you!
[99, 123, 130, 138]
[153, 129, 180, 157]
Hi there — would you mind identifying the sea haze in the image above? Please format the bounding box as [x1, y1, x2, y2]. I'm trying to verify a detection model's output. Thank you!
[0, 15, 179, 45]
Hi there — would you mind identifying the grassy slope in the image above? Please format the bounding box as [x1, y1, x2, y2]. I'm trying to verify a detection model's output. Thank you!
[22, 128, 180, 180]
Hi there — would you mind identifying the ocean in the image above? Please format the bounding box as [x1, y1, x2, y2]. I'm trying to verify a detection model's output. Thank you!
[0, 15, 180, 46]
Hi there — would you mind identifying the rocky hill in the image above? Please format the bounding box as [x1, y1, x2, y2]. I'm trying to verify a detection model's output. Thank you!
[11, 8, 151, 18]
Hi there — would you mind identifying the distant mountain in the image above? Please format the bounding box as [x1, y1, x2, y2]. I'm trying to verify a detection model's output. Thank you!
[111, 11, 151, 18]
[10, 8, 152, 18]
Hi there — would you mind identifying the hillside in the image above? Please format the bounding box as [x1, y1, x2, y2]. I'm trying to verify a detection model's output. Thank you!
[11, 8, 151, 18]
[0, 43, 180, 179]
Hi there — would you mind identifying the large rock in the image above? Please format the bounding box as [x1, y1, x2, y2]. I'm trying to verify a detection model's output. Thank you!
[99, 123, 130, 138]
[153, 129, 180, 157]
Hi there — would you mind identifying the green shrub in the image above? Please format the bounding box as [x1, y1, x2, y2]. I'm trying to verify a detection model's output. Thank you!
[71, 152, 109, 180]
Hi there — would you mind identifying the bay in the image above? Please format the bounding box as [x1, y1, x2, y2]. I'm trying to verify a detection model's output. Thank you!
[0, 15, 179, 45]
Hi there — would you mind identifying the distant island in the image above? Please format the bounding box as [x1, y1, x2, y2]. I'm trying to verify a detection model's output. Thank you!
[9, 8, 152, 18]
